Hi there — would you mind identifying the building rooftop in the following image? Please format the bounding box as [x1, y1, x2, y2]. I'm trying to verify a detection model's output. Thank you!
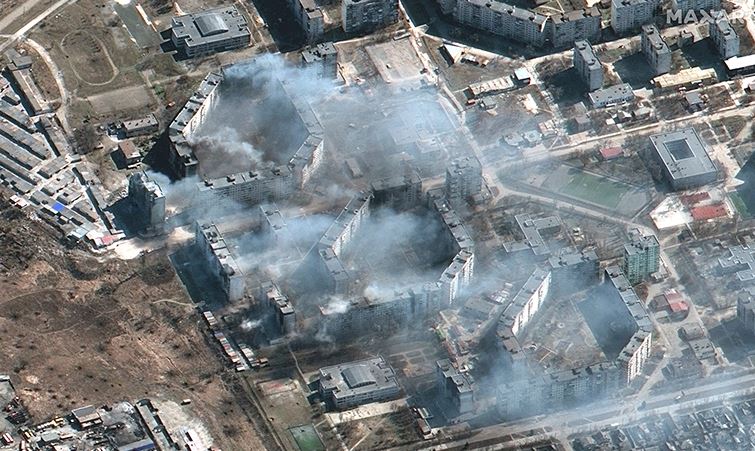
[588, 83, 634, 106]
[171, 7, 250, 48]
[643, 25, 670, 54]
[575, 40, 600, 67]
[197, 222, 243, 278]
[725, 54, 755, 71]
[649, 128, 716, 181]
[503, 213, 561, 256]
[548, 247, 598, 268]
[462, 0, 547, 26]
[552, 7, 600, 24]
[624, 229, 659, 256]
[318, 357, 399, 401]
[713, 17, 737, 40]
[653, 67, 716, 88]
[302, 42, 337, 63]
[719, 245, 755, 282]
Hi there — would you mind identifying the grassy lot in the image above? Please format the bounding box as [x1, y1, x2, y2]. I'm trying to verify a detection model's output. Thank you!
[289, 424, 326, 451]
[561, 170, 631, 209]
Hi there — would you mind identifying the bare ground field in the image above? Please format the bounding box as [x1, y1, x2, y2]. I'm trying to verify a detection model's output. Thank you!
[0, 196, 266, 450]
[27, 0, 162, 126]
[0, 0, 58, 34]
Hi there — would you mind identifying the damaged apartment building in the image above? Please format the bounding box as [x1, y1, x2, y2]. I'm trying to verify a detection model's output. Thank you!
[314, 175, 476, 337]
[167, 66, 325, 207]
[450, 0, 601, 49]
[127, 172, 166, 233]
[497, 266, 654, 418]
[195, 222, 245, 302]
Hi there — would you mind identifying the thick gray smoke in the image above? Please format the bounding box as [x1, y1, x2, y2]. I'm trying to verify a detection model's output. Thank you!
[190, 54, 332, 180]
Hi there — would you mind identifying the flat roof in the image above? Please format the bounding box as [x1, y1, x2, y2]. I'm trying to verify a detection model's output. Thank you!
[624, 229, 659, 256]
[642, 25, 670, 54]
[574, 40, 600, 67]
[461, 0, 547, 26]
[725, 54, 755, 71]
[649, 128, 716, 180]
[318, 357, 400, 401]
[713, 17, 737, 40]
[588, 83, 634, 106]
[302, 42, 337, 63]
[171, 6, 250, 48]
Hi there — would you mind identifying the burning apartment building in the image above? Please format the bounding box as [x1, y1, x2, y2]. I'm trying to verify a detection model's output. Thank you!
[312, 180, 476, 338]
[495, 264, 654, 418]
[127, 172, 166, 233]
[166, 61, 325, 207]
[436, 358, 476, 414]
[195, 222, 245, 302]
[168, 72, 223, 178]
[260, 281, 296, 335]
[547, 247, 600, 296]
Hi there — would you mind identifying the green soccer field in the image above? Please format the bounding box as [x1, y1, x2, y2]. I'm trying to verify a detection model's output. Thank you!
[290, 425, 325, 451]
[561, 171, 631, 209]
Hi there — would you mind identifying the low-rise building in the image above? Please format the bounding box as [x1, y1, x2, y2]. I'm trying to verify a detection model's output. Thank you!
[588, 83, 634, 108]
[170, 7, 251, 58]
[316, 357, 401, 409]
[503, 213, 562, 257]
[649, 128, 717, 190]
[118, 140, 141, 166]
[121, 114, 158, 138]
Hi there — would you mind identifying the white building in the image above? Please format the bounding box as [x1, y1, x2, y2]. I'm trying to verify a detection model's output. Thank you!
[317, 357, 401, 409]
[170, 7, 251, 58]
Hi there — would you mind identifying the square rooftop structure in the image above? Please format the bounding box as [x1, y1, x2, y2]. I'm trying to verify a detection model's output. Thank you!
[316, 357, 401, 409]
[649, 128, 717, 191]
[719, 245, 755, 283]
[503, 213, 562, 256]
[589, 83, 634, 108]
[170, 7, 251, 58]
